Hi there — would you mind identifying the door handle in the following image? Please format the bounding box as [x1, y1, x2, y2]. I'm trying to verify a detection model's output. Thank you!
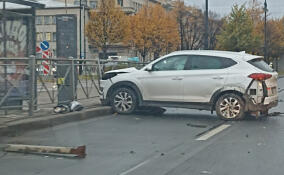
[212, 76, 224, 80]
[172, 77, 183, 80]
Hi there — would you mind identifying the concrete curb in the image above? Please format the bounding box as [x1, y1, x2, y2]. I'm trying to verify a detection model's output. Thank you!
[0, 106, 113, 137]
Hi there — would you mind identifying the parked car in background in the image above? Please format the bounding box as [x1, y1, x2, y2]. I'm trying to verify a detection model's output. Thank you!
[100, 50, 278, 120]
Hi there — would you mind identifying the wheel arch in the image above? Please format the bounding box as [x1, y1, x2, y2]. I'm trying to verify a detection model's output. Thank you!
[210, 88, 245, 112]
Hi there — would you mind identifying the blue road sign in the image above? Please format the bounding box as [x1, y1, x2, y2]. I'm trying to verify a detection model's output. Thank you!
[40, 41, 49, 51]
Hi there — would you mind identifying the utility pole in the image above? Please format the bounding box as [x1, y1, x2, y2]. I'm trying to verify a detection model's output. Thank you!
[204, 0, 209, 50]
[3, 1, 8, 115]
[264, 0, 268, 62]
[65, 0, 67, 14]
[79, 0, 82, 60]
[79, 0, 83, 74]
[83, 5, 86, 60]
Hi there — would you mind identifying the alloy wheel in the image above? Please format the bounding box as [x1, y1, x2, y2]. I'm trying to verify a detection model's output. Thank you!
[113, 91, 133, 112]
[219, 97, 241, 119]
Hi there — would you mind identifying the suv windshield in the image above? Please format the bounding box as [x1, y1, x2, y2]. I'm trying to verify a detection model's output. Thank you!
[248, 58, 274, 72]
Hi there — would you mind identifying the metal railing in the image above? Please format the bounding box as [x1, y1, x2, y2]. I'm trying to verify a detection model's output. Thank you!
[0, 56, 147, 116]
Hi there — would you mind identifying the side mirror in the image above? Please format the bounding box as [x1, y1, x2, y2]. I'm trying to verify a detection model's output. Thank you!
[145, 66, 153, 72]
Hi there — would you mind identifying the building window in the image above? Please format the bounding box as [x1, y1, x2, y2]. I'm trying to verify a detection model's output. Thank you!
[37, 33, 43, 41]
[45, 32, 51, 41]
[36, 16, 43, 25]
[89, 1, 97, 8]
[44, 16, 51, 25]
[117, 0, 123, 6]
[74, 0, 87, 6]
[82, 0, 87, 6]
[52, 16, 56, 25]
[52, 32, 56, 42]
[74, 0, 80, 6]
[133, 2, 141, 11]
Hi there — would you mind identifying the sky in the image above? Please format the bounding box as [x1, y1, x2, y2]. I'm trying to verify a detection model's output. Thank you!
[184, 0, 284, 18]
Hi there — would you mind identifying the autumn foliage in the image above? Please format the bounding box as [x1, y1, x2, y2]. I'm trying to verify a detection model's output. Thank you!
[126, 5, 180, 62]
[217, 0, 284, 60]
[86, 0, 284, 62]
[86, 0, 127, 59]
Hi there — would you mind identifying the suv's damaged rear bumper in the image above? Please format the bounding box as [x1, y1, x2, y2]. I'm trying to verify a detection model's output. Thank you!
[243, 94, 278, 112]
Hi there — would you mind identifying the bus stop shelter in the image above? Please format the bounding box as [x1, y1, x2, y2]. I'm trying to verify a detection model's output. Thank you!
[0, 0, 45, 114]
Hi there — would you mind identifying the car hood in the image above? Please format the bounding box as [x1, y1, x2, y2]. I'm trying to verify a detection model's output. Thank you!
[105, 67, 138, 74]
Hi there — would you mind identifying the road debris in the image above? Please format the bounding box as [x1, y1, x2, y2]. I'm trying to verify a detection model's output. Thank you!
[54, 101, 84, 114]
[186, 123, 207, 128]
[200, 170, 212, 174]
[268, 112, 284, 116]
[70, 101, 84, 112]
[129, 150, 135, 154]
[3, 144, 86, 158]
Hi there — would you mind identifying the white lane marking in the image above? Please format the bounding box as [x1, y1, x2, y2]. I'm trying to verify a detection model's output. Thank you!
[119, 159, 152, 175]
[196, 124, 231, 141]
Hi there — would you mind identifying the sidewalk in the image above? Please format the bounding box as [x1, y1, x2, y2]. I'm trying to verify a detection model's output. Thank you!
[0, 97, 113, 137]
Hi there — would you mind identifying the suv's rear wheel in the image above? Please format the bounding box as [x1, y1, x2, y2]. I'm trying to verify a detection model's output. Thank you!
[216, 93, 245, 120]
[111, 87, 137, 114]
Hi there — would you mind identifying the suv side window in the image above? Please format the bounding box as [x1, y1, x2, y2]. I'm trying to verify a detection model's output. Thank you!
[153, 55, 188, 71]
[188, 55, 236, 70]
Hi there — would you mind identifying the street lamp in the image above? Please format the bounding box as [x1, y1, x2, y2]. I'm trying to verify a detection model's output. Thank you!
[80, 0, 82, 60]
[264, 0, 268, 62]
[204, 0, 209, 50]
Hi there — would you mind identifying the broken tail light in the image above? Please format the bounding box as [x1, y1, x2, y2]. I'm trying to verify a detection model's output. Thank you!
[248, 73, 272, 81]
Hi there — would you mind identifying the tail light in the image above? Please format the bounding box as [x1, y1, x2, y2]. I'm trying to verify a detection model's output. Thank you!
[248, 73, 272, 81]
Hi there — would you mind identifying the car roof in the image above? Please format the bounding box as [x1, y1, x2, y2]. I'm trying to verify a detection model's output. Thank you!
[167, 50, 263, 61]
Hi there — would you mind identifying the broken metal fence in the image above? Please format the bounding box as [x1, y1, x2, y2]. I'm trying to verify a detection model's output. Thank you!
[0, 56, 147, 116]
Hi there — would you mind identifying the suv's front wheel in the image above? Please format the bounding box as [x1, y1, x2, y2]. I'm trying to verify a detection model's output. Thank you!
[111, 87, 137, 114]
[216, 93, 245, 120]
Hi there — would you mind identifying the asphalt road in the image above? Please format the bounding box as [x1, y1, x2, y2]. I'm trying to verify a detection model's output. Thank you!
[1, 79, 284, 175]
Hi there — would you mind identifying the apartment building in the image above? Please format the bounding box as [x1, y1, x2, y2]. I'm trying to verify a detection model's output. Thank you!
[57, 0, 172, 13]
[35, 0, 172, 60]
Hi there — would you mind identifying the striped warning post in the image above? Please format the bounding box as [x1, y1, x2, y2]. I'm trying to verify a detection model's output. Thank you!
[42, 50, 50, 75]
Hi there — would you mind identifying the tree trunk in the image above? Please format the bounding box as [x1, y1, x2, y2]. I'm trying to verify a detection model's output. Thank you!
[102, 45, 107, 59]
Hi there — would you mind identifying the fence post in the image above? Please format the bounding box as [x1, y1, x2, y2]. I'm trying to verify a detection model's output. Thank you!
[70, 57, 76, 101]
[29, 55, 36, 116]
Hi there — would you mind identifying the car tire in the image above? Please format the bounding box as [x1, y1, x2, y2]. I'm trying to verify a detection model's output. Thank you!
[216, 93, 245, 120]
[111, 87, 137, 114]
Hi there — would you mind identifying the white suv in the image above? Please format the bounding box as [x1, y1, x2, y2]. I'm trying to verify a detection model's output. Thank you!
[100, 50, 278, 120]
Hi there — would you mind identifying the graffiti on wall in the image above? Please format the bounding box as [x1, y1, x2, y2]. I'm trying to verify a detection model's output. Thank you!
[0, 19, 27, 57]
